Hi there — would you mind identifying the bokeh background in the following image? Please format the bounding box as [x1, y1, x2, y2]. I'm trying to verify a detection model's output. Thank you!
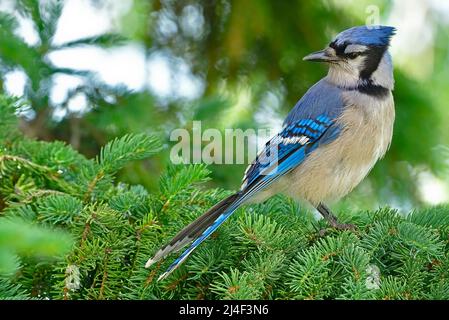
[1, 0, 448, 213]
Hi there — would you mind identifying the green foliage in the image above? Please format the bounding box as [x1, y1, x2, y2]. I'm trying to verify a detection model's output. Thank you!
[0, 278, 29, 300]
[0, 0, 130, 154]
[0, 0, 447, 207]
[1, 95, 449, 300]
[36, 194, 82, 225]
[0, 217, 73, 277]
[99, 133, 162, 174]
[0, 0, 449, 299]
[0, 95, 22, 143]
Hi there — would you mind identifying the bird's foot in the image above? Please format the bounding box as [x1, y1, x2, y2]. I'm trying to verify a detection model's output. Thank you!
[329, 221, 357, 231]
[318, 222, 357, 236]
[316, 203, 357, 235]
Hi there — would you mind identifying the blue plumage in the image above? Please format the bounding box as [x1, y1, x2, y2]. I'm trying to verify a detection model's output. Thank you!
[242, 115, 335, 189]
[159, 114, 336, 279]
[333, 25, 396, 47]
[147, 25, 397, 281]
[159, 202, 241, 279]
[284, 79, 345, 147]
[284, 79, 345, 124]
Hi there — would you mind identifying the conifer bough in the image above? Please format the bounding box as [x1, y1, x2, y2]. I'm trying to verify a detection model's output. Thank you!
[1, 95, 449, 300]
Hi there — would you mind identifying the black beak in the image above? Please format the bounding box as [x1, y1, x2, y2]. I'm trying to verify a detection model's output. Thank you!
[303, 48, 338, 63]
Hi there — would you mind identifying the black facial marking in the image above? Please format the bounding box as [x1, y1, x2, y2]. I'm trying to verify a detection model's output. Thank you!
[330, 41, 371, 60]
[359, 46, 387, 80]
[344, 80, 390, 98]
[329, 40, 347, 56]
[330, 40, 388, 78]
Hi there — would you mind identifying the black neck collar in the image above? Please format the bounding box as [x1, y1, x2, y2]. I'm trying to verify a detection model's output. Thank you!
[343, 80, 391, 98]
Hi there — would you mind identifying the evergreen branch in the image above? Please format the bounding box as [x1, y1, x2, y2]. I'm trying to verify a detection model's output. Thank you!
[98, 248, 111, 300]
[0, 155, 53, 174]
[52, 34, 127, 50]
[158, 164, 211, 214]
[0, 278, 29, 299]
[0, 95, 21, 139]
[83, 170, 105, 202]
[23, 189, 66, 204]
[144, 261, 163, 287]
[99, 133, 162, 174]
[82, 133, 161, 201]
[36, 194, 83, 225]
[1, 86, 448, 300]
[0, 154, 77, 194]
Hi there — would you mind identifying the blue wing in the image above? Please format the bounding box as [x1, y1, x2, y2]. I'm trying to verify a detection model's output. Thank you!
[157, 80, 346, 280]
[158, 114, 340, 280]
[240, 114, 339, 195]
[245, 78, 345, 187]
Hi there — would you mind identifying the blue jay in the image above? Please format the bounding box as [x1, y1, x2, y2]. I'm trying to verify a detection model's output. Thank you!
[146, 25, 396, 280]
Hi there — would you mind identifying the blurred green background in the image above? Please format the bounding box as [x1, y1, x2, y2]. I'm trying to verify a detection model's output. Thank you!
[1, 0, 448, 212]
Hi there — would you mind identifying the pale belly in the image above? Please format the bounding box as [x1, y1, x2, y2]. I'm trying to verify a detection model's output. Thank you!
[283, 93, 395, 205]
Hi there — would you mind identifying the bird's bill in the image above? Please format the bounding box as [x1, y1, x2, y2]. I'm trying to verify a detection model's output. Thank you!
[303, 48, 338, 62]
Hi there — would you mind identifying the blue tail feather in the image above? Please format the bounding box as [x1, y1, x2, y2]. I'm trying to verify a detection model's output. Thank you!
[158, 202, 241, 280]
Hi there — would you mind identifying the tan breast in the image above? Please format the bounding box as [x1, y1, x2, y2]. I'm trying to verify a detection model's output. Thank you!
[284, 91, 395, 205]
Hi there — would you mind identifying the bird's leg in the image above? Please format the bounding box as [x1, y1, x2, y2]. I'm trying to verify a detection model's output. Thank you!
[316, 203, 355, 231]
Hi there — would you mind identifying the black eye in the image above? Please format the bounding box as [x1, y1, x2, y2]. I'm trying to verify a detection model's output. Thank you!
[329, 41, 346, 55]
[347, 52, 360, 59]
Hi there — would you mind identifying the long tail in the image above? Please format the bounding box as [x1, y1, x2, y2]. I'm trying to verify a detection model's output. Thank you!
[145, 192, 242, 280]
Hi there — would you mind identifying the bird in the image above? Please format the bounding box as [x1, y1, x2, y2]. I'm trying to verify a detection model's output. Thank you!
[146, 25, 397, 280]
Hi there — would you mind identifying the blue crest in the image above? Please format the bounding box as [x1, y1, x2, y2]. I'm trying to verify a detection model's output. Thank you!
[333, 25, 396, 47]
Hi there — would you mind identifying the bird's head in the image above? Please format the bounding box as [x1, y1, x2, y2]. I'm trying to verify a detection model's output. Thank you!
[304, 26, 396, 88]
